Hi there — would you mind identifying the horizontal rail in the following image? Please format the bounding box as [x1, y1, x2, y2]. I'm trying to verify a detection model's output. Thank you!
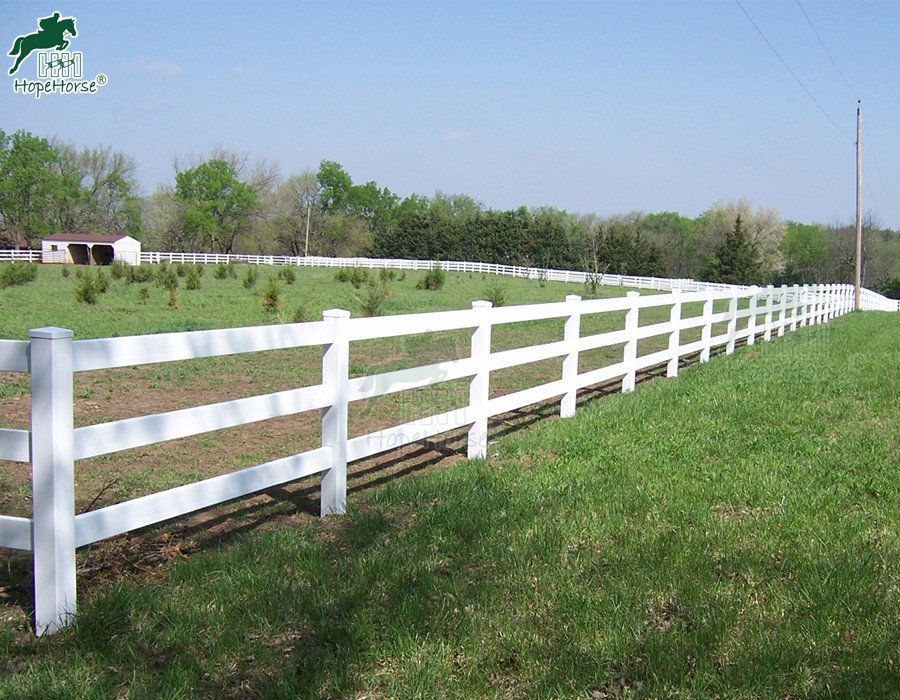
[488, 340, 568, 371]
[73, 321, 332, 371]
[579, 329, 630, 352]
[487, 379, 566, 416]
[576, 361, 629, 389]
[348, 308, 477, 341]
[488, 301, 571, 324]
[635, 348, 675, 370]
[347, 358, 475, 402]
[0, 515, 32, 551]
[635, 320, 675, 340]
[0, 428, 30, 463]
[346, 408, 472, 462]
[0, 340, 29, 372]
[74, 446, 332, 546]
[73, 384, 332, 460]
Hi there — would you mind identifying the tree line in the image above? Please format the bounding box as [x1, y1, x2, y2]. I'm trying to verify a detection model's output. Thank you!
[1, 129, 898, 296]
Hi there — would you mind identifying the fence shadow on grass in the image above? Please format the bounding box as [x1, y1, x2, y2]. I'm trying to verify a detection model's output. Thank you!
[1, 342, 747, 625]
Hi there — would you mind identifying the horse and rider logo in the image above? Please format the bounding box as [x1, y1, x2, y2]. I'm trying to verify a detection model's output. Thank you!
[8, 12, 77, 75]
[8, 11, 107, 98]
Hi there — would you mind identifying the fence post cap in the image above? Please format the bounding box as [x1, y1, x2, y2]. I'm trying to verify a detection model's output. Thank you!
[565, 294, 582, 302]
[29, 327, 73, 340]
[471, 300, 493, 309]
[322, 309, 351, 319]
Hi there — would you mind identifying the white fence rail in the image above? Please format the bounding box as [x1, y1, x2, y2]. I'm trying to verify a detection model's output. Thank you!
[0, 281, 859, 634]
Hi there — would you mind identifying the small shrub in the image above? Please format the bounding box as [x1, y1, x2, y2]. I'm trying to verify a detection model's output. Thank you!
[416, 265, 445, 291]
[74, 273, 99, 304]
[156, 267, 179, 292]
[213, 263, 229, 280]
[0, 262, 38, 288]
[279, 267, 296, 285]
[335, 267, 369, 288]
[399, 270, 407, 281]
[175, 262, 187, 277]
[483, 280, 508, 307]
[127, 265, 154, 284]
[261, 277, 282, 315]
[379, 268, 396, 283]
[334, 268, 350, 283]
[167, 289, 179, 309]
[137, 286, 150, 304]
[356, 281, 390, 317]
[243, 266, 259, 289]
[290, 305, 309, 323]
[227, 262, 237, 279]
[193, 264, 205, 277]
[185, 265, 202, 290]
[110, 260, 128, 280]
[95, 270, 109, 294]
[61, 266, 70, 278]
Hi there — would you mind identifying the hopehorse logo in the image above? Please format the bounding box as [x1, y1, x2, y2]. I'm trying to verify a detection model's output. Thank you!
[8, 12, 77, 75]
[8, 11, 107, 99]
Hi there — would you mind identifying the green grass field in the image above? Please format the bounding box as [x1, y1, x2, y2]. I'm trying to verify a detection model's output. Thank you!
[0, 263, 896, 698]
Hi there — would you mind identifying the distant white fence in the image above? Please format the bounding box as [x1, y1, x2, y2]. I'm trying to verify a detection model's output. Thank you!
[0, 282, 858, 634]
[1, 248, 897, 310]
[143, 250, 900, 312]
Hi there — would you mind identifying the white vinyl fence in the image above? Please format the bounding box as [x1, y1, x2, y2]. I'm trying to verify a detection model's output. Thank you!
[0, 282, 857, 634]
[1, 248, 897, 310]
[142, 250, 900, 312]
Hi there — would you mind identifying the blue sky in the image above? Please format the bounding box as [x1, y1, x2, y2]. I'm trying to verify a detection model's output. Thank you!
[4, 1, 899, 228]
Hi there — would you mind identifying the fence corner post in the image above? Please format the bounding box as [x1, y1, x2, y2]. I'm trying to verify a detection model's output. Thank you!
[468, 300, 493, 458]
[561, 294, 582, 416]
[666, 289, 683, 377]
[29, 326, 75, 636]
[746, 286, 759, 345]
[320, 309, 350, 517]
[622, 291, 640, 390]
[725, 289, 739, 355]
[699, 289, 714, 363]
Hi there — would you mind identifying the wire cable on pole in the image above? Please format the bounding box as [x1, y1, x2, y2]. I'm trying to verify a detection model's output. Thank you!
[734, 0, 852, 142]
[794, 0, 859, 100]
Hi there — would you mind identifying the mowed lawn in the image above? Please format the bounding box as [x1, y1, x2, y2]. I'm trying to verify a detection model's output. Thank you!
[0, 309, 896, 698]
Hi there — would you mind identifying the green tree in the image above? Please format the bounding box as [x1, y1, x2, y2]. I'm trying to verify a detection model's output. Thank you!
[174, 159, 257, 254]
[706, 215, 762, 285]
[0, 129, 78, 248]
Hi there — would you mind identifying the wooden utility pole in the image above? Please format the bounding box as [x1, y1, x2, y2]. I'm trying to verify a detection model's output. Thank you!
[854, 102, 863, 311]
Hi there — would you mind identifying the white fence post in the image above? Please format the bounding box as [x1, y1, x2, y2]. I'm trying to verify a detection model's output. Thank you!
[699, 289, 714, 363]
[746, 286, 759, 345]
[725, 290, 739, 354]
[622, 291, 640, 391]
[666, 289, 682, 377]
[320, 309, 350, 516]
[468, 301, 493, 458]
[777, 284, 787, 337]
[763, 285, 774, 341]
[789, 284, 799, 331]
[561, 294, 581, 417]
[800, 284, 810, 327]
[30, 327, 76, 635]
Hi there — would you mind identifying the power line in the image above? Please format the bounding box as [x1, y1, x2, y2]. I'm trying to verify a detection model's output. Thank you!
[794, 0, 859, 100]
[862, 118, 899, 227]
[734, 0, 852, 142]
